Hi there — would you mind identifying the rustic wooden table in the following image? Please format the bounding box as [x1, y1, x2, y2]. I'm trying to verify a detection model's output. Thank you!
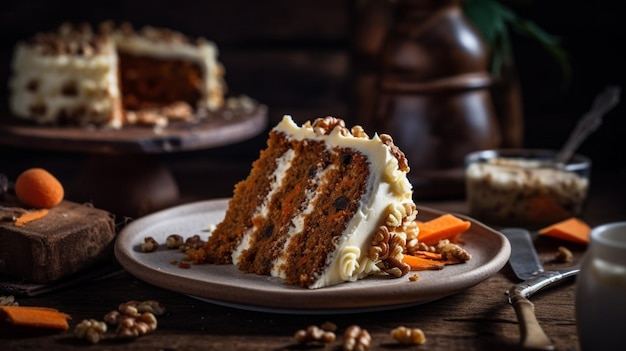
[1, 167, 624, 351]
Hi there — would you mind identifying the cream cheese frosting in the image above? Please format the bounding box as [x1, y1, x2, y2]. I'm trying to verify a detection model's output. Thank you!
[8, 22, 226, 128]
[261, 115, 416, 289]
[9, 34, 123, 128]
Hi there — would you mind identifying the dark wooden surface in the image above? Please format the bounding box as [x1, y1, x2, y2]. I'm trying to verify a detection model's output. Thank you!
[0, 1, 625, 349]
[1, 167, 625, 351]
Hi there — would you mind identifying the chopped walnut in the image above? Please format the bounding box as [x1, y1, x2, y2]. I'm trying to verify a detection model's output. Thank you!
[370, 226, 410, 277]
[294, 325, 336, 345]
[555, 246, 574, 263]
[101, 300, 163, 340]
[0, 295, 18, 306]
[103, 310, 121, 325]
[141, 236, 159, 252]
[408, 274, 420, 282]
[343, 325, 371, 351]
[312, 116, 348, 136]
[379, 134, 409, 172]
[117, 312, 158, 339]
[437, 240, 471, 262]
[75, 299, 164, 343]
[351, 125, 369, 138]
[369, 226, 390, 260]
[166, 234, 184, 249]
[415, 241, 437, 253]
[119, 300, 166, 316]
[75, 319, 108, 344]
[391, 326, 426, 345]
[160, 101, 193, 121]
[179, 234, 205, 252]
[126, 110, 168, 127]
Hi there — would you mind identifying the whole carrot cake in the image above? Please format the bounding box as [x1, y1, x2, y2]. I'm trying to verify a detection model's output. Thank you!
[8, 21, 226, 129]
[192, 115, 419, 289]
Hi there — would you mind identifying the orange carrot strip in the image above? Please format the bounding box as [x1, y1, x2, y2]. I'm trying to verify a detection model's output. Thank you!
[539, 217, 591, 244]
[0, 306, 71, 330]
[413, 250, 443, 260]
[402, 254, 445, 271]
[417, 214, 471, 246]
[14, 209, 49, 227]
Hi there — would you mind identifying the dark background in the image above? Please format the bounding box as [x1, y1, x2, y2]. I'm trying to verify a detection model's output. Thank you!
[0, 0, 624, 204]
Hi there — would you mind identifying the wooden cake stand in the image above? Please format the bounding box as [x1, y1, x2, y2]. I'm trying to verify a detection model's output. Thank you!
[0, 103, 268, 218]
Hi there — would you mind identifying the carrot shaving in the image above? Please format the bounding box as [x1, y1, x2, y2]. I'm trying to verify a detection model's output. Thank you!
[539, 217, 591, 244]
[413, 250, 443, 260]
[0, 306, 71, 330]
[14, 209, 49, 227]
[402, 254, 445, 271]
[328, 210, 345, 222]
[417, 214, 471, 246]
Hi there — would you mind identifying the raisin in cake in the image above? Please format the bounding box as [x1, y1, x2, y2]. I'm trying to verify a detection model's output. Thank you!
[8, 22, 226, 129]
[191, 115, 419, 289]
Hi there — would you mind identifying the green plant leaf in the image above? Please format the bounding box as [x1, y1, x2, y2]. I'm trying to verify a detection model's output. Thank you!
[463, 0, 570, 83]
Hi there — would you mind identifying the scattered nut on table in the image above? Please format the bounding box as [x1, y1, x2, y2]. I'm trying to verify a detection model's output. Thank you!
[391, 326, 427, 345]
[294, 325, 336, 344]
[75, 319, 108, 344]
[75, 299, 165, 344]
[555, 246, 574, 263]
[0, 295, 18, 306]
[343, 325, 371, 351]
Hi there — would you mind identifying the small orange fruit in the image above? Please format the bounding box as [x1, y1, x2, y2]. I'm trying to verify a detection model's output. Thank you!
[15, 168, 64, 208]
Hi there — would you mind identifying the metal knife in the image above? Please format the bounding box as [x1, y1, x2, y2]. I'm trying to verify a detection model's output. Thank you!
[500, 228, 580, 351]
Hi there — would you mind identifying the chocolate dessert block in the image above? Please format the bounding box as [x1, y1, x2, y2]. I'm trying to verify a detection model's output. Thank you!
[0, 200, 117, 283]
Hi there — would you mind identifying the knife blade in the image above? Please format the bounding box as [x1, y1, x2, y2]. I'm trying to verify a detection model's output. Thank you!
[503, 228, 544, 280]
[500, 228, 580, 351]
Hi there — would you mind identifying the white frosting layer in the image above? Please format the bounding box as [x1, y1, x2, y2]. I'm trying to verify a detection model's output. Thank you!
[265, 115, 414, 289]
[231, 149, 295, 263]
[270, 164, 333, 278]
[9, 40, 122, 128]
[9, 24, 226, 127]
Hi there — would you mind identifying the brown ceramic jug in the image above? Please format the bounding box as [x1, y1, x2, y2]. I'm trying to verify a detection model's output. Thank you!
[366, 0, 502, 199]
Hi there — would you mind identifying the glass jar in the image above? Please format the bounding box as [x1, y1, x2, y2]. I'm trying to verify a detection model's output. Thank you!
[464, 149, 591, 228]
[575, 222, 626, 351]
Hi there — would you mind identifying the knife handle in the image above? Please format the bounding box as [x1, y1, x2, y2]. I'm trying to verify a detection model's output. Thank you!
[509, 290, 555, 350]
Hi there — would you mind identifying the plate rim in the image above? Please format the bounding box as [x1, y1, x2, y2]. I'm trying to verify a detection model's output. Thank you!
[115, 198, 511, 313]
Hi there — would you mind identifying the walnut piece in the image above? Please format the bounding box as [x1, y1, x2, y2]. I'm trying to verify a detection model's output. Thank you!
[343, 325, 371, 351]
[555, 246, 574, 263]
[166, 234, 184, 249]
[74, 319, 108, 344]
[294, 325, 336, 345]
[141, 236, 159, 252]
[311, 116, 348, 136]
[391, 326, 427, 345]
[77, 299, 164, 344]
[437, 240, 471, 262]
[0, 295, 18, 306]
[179, 234, 205, 252]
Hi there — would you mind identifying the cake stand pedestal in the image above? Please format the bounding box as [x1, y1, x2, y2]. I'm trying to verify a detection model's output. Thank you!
[0, 104, 268, 218]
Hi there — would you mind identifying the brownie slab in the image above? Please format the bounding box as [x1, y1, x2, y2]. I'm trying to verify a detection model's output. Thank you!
[0, 200, 117, 283]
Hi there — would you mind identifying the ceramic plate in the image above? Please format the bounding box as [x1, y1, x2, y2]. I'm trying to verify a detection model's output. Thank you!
[115, 199, 510, 314]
